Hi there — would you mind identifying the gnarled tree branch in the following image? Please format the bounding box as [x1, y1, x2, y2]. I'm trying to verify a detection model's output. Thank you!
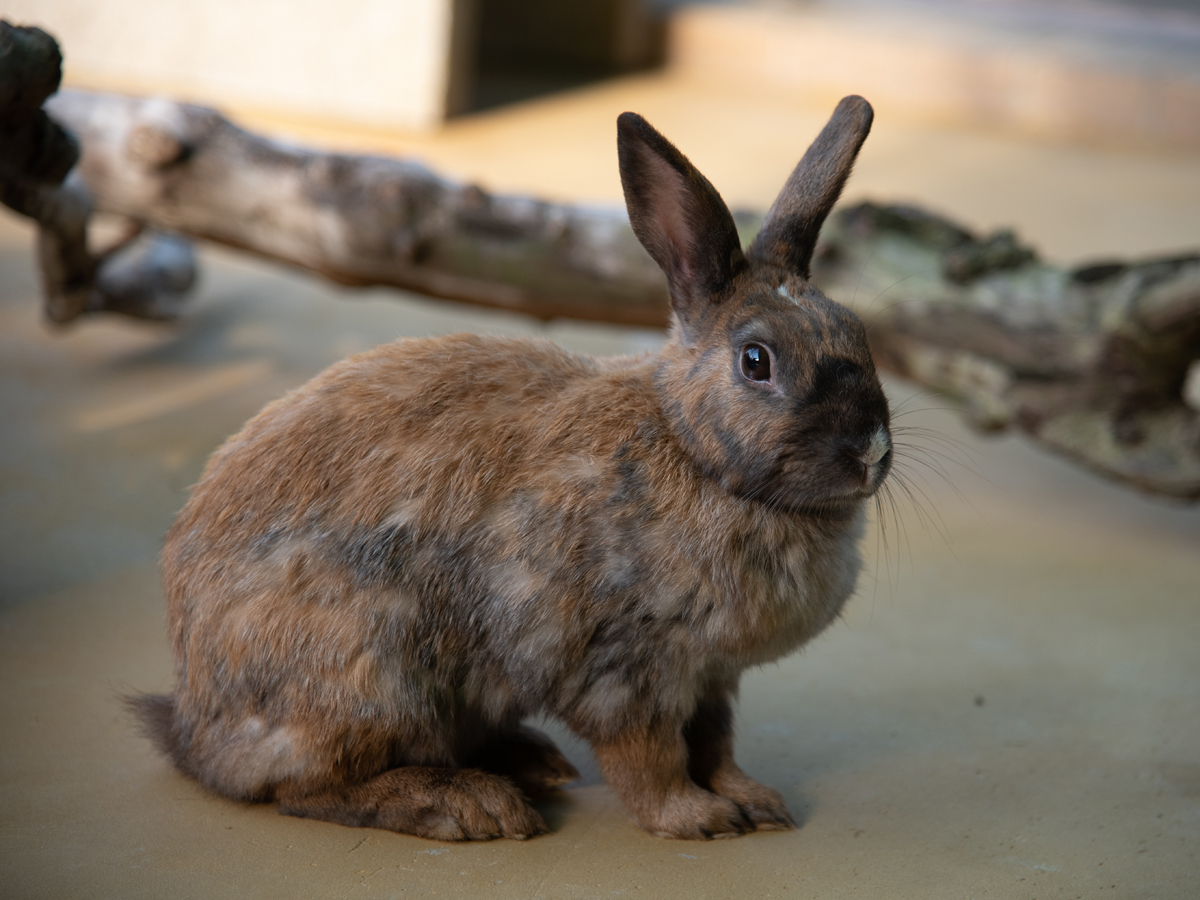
[44, 88, 668, 326]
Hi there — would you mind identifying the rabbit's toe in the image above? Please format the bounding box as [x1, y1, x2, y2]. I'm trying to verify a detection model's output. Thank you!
[710, 773, 794, 831]
[434, 770, 548, 840]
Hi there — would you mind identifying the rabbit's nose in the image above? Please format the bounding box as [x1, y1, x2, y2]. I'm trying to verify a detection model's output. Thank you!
[857, 426, 891, 487]
[860, 426, 890, 466]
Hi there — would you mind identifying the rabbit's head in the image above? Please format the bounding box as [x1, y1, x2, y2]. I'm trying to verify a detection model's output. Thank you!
[619, 96, 890, 516]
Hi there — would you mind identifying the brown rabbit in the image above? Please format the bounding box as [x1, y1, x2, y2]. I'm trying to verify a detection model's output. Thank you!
[132, 95, 890, 841]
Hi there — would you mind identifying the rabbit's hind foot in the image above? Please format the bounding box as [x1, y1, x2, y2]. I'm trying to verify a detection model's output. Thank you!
[277, 766, 547, 841]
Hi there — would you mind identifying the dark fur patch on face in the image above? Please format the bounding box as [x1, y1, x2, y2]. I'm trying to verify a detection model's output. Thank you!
[807, 357, 866, 407]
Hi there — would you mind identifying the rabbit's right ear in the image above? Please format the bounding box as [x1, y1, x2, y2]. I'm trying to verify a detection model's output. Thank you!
[617, 113, 745, 334]
[747, 96, 873, 279]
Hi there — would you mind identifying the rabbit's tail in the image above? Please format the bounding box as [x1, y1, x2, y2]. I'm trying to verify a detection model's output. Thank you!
[125, 692, 189, 769]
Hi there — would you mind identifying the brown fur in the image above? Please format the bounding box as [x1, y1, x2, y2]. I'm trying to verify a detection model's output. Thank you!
[134, 96, 890, 841]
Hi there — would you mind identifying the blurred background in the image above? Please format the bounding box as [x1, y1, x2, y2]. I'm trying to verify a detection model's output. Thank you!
[7, 0, 1200, 146]
[8, 0, 1198, 259]
[2, 1, 1199, 898]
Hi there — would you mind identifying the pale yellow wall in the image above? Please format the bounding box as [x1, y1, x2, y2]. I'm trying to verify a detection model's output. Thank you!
[4, 0, 462, 130]
[668, 3, 1200, 152]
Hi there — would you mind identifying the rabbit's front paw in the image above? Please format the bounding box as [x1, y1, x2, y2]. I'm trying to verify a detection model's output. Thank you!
[640, 786, 748, 840]
[711, 772, 795, 832]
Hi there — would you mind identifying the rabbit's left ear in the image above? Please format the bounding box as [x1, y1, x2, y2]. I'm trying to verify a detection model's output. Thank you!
[617, 113, 746, 332]
[747, 95, 873, 278]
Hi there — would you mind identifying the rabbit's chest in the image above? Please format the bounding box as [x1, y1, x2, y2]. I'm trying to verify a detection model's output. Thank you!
[701, 509, 865, 665]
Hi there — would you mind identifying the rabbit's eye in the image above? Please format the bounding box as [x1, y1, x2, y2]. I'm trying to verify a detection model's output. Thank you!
[740, 344, 773, 383]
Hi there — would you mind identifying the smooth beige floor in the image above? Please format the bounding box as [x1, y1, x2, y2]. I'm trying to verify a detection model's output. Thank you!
[2, 73, 1199, 899]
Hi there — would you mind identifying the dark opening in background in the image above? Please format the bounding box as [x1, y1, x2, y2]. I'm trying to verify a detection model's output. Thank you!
[464, 0, 666, 113]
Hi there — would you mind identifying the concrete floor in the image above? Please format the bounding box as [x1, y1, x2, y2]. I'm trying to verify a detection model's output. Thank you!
[2, 72, 1199, 899]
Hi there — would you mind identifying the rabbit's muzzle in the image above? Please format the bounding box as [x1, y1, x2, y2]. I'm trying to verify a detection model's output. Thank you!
[763, 377, 892, 512]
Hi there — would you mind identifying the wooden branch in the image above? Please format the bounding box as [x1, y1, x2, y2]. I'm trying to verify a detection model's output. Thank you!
[7, 81, 1199, 500]
[44, 89, 671, 327]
